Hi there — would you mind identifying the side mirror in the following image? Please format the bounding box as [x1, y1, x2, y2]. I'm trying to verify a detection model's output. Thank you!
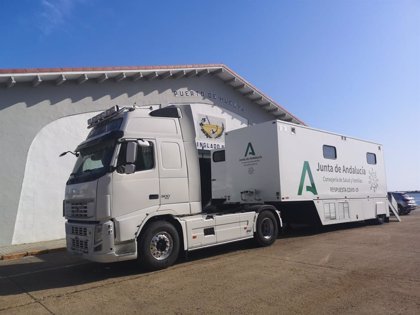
[124, 164, 136, 174]
[126, 142, 138, 164]
[59, 151, 79, 157]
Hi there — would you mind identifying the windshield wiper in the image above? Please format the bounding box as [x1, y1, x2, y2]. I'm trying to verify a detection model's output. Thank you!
[70, 169, 94, 177]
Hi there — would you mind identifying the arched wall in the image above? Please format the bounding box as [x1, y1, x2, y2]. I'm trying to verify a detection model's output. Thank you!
[12, 113, 99, 244]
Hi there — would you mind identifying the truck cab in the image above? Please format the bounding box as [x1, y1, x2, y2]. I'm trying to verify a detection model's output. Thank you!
[63, 105, 280, 270]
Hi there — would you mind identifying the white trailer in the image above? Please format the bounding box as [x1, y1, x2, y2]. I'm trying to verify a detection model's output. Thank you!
[213, 120, 388, 226]
[62, 105, 389, 270]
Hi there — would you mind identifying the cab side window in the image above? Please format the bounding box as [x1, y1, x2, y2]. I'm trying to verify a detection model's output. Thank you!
[118, 142, 154, 172]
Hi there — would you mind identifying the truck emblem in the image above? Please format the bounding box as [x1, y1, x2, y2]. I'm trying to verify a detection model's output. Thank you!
[245, 142, 256, 157]
[298, 161, 318, 195]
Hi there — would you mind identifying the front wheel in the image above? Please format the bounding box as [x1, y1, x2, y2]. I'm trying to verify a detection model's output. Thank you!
[138, 221, 180, 271]
[255, 211, 278, 247]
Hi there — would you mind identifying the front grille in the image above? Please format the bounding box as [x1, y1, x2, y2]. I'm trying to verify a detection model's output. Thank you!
[71, 226, 88, 236]
[69, 202, 89, 217]
[71, 238, 89, 253]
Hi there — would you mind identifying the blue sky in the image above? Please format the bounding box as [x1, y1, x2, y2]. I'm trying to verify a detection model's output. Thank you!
[1, 0, 419, 190]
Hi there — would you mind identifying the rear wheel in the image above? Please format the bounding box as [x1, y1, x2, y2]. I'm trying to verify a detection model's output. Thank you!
[376, 214, 385, 225]
[138, 221, 180, 271]
[255, 211, 278, 247]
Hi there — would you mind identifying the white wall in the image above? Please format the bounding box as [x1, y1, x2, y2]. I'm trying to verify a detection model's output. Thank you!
[12, 113, 98, 244]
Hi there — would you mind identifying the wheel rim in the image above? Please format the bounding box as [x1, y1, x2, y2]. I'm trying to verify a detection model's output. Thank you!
[150, 232, 173, 260]
[261, 217, 274, 240]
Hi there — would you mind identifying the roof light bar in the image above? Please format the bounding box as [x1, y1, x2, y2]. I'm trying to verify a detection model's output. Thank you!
[87, 105, 120, 128]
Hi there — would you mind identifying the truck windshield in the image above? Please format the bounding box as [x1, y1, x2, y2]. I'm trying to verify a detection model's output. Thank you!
[68, 139, 116, 184]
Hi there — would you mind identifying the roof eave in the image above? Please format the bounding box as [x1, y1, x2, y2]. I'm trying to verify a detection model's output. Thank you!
[0, 64, 305, 125]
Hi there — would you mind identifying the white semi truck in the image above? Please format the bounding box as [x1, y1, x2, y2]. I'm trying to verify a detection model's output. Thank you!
[62, 105, 389, 270]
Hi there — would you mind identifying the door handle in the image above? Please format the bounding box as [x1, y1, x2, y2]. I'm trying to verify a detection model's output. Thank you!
[149, 194, 159, 200]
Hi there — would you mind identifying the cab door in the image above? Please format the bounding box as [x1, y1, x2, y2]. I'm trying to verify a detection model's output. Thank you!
[157, 139, 190, 215]
[112, 139, 160, 220]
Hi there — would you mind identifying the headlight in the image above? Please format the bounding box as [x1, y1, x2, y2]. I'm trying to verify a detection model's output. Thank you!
[94, 224, 103, 244]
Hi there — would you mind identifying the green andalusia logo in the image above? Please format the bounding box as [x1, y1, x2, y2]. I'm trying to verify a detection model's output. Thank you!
[245, 142, 256, 157]
[298, 161, 318, 195]
[239, 142, 262, 168]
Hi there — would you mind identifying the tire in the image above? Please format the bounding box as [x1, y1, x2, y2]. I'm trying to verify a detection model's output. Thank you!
[254, 211, 278, 247]
[138, 221, 180, 271]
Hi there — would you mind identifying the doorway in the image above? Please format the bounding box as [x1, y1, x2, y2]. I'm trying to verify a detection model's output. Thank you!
[198, 150, 212, 207]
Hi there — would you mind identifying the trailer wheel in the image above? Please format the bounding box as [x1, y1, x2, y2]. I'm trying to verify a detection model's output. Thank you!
[255, 211, 278, 247]
[375, 214, 385, 225]
[139, 221, 180, 270]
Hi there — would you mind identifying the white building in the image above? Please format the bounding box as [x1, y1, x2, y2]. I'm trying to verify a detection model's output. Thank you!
[0, 64, 303, 245]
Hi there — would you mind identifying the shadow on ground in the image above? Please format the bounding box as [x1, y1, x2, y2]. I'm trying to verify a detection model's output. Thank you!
[0, 220, 381, 296]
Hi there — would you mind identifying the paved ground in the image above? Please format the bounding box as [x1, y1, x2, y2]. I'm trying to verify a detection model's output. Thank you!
[0, 239, 65, 261]
[1, 211, 419, 315]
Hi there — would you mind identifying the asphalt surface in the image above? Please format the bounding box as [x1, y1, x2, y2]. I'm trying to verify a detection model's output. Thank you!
[1, 211, 419, 315]
[0, 239, 65, 261]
